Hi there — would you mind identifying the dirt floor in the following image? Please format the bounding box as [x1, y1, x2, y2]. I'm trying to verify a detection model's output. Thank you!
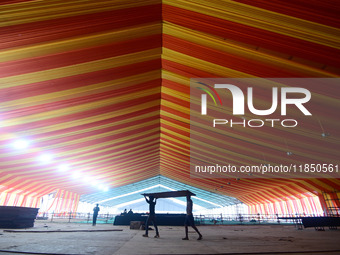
[0, 222, 339, 255]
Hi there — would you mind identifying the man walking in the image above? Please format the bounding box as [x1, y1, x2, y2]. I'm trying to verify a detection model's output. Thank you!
[183, 195, 202, 240]
[143, 195, 160, 238]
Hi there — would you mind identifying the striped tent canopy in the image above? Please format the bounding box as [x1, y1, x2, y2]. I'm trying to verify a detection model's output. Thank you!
[0, 0, 339, 211]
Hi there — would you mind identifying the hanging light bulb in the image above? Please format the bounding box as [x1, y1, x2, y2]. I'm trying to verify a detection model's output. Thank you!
[38, 153, 53, 163]
[71, 172, 81, 179]
[58, 164, 69, 172]
[12, 139, 30, 150]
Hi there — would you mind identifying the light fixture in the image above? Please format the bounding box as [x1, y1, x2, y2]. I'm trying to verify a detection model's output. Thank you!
[82, 176, 91, 182]
[71, 172, 81, 179]
[38, 153, 53, 163]
[101, 186, 109, 192]
[58, 164, 69, 172]
[91, 180, 100, 187]
[12, 139, 30, 150]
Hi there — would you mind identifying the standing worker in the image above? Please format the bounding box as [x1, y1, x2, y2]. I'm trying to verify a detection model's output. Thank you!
[92, 204, 100, 226]
[143, 195, 160, 238]
[183, 195, 202, 240]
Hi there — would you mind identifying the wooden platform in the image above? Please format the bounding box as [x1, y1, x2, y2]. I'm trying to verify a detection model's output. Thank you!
[0, 206, 39, 228]
[278, 216, 340, 230]
[302, 216, 340, 230]
[142, 190, 195, 198]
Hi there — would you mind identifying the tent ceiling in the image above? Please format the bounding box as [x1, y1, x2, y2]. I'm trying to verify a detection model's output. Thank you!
[80, 176, 241, 209]
[0, 0, 339, 206]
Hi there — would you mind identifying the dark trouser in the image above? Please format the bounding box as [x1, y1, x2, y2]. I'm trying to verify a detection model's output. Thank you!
[184, 214, 195, 227]
[184, 214, 202, 238]
[145, 214, 159, 235]
[93, 214, 98, 225]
